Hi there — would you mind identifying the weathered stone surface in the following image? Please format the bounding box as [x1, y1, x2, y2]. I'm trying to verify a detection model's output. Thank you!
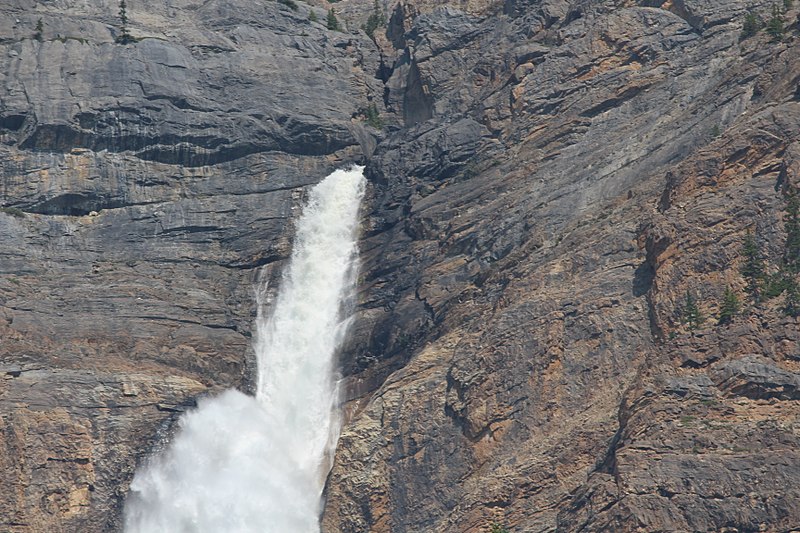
[3, 0, 800, 531]
[712, 356, 800, 400]
[0, 0, 381, 530]
[325, 0, 800, 531]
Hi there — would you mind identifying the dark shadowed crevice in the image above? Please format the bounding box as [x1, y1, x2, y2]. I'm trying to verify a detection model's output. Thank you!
[27, 193, 126, 216]
[0, 114, 26, 131]
[404, 61, 434, 126]
[632, 260, 655, 298]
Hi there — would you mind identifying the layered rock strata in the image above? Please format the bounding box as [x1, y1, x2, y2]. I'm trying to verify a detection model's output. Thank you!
[0, 0, 378, 530]
[1, 0, 799, 531]
[325, 0, 800, 531]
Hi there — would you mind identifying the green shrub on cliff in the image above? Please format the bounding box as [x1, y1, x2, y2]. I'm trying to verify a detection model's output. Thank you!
[733, 193, 800, 312]
[741, 11, 762, 39]
[763, 271, 790, 299]
[0, 207, 25, 218]
[277, 0, 298, 10]
[766, 4, 786, 40]
[364, 103, 383, 129]
[784, 191, 800, 273]
[784, 276, 800, 316]
[781, 190, 800, 317]
[717, 287, 740, 325]
[34, 18, 43, 41]
[363, 0, 386, 39]
[490, 523, 511, 533]
[327, 8, 341, 31]
[682, 291, 704, 331]
[116, 0, 136, 44]
[740, 230, 766, 302]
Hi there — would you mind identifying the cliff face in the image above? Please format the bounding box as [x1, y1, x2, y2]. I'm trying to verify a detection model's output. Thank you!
[324, 0, 800, 531]
[1, 0, 799, 531]
[0, 1, 379, 530]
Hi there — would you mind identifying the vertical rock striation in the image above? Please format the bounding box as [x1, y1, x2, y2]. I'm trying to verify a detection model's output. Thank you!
[324, 0, 800, 531]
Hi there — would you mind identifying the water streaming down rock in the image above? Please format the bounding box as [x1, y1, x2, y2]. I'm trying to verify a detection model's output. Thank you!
[123, 166, 366, 533]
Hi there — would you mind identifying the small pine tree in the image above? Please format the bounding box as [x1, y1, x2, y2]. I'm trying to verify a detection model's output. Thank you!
[718, 287, 741, 325]
[364, 103, 383, 128]
[277, 0, 298, 10]
[490, 524, 511, 533]
[784, 191, 800, 273]
[785, 0, 794, 9]
[785, 275, 800, 317]
[741, 11, 762, 39]
[378, 0, 387, 26]
[682, 291, 704, 331]
[766, 4, 785, 40]
[327, 8, 341, 31]
[740, 230, 765, 302]
[363, 0, 386, 39]
[308, 9, 318, 22]
[34, 18, 44, 42]
[763, 271, 789, 299]
[116, 0, 134, 44]
[710, 125, 721, 138]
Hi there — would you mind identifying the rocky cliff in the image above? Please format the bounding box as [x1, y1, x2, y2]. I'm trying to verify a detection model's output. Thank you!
[1, 0, 799, 531]
[0, 0, 380, 529]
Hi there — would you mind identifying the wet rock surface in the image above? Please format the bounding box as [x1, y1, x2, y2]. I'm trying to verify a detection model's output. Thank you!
[1, 0, 800, 531]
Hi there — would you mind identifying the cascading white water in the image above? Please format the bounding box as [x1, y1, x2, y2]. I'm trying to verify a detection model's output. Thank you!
[124, 166, 366, 533]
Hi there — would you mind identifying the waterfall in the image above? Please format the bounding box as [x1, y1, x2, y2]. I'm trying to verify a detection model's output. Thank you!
[123, 166, 366, 533]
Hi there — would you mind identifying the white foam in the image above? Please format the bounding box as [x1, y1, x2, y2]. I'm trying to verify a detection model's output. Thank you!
[124, 166, 366, 533]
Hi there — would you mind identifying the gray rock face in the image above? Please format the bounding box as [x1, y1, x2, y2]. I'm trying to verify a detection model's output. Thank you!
[712, 356, 800, 400]
[2, 0, 800, 531]
[0, 0, 381, 530]
[324, 0, 800, 531]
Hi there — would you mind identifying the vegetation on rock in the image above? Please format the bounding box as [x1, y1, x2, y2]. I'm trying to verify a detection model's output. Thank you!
[327, 8, 341, 31]
[782, 191, 800, 316]
[740, 230, 766, 302]
[732, 192, 800, 316]
[784, 192, 800, 272]
[718, 287, 741, 325]
[276, 0, 299, 12]
[766, 4, 786, 40]
[741, 11, 763, 39]
[34, 18, 43, 42]
[116, 0, 135, 44]
[0, 207, 25, 218]
[363, 103, 383, 129]
[784, 278, 800, 316]
[363, 0, 386, 39]
[682, 291, 704, 331]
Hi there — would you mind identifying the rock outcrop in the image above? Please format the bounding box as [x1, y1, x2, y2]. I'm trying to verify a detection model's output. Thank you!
[1, 0, 799, 531]
[0, 0, 380, 530]
[324, 0, 800, 531]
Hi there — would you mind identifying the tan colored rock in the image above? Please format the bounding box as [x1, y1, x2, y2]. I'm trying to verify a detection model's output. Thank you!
[3, 0, 800, 530]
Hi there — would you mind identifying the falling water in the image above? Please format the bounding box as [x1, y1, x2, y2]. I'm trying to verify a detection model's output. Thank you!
[124, 166, 366, 533]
